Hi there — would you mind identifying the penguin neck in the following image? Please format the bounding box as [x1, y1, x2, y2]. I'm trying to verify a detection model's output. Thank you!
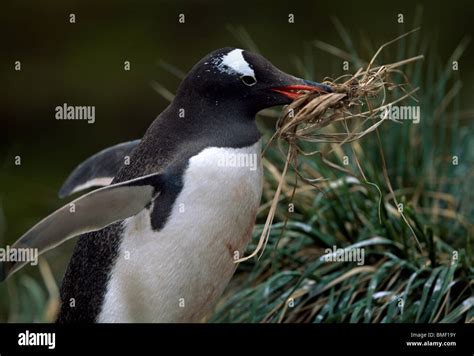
[172, 90, 259, 118]
[157, 95, 262, 149]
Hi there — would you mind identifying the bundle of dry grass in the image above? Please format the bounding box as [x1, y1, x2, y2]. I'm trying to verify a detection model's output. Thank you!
[276, 57, 421, 146]
[236, 30, 424, 262]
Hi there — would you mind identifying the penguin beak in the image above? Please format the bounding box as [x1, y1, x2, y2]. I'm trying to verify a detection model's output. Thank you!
[271, 79, 333, 100]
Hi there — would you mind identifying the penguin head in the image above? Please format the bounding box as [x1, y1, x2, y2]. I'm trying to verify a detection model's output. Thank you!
[175, 47, 332, 115]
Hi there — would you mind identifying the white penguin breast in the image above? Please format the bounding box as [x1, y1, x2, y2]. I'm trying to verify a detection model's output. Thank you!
[98, 141, 263, 322]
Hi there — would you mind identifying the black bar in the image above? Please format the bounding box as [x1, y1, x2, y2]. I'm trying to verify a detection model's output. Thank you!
[0, 324, 471, 355]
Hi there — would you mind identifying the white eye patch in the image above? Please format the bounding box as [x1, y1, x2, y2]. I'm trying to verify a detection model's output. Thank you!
[214, 49, 255, 77]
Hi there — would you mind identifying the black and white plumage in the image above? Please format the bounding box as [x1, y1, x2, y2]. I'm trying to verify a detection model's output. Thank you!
[2, 48, 331, 322]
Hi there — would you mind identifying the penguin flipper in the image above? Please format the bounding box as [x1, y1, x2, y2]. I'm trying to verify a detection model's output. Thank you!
[1, 172, 163, 281]
[59, 140, 141, 198]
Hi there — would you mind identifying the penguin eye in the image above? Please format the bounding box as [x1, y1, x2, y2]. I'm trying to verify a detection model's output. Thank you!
[240, 75, 257, 86]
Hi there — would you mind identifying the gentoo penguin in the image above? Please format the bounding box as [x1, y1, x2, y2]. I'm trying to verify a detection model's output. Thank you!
[1, 48, 331, 322]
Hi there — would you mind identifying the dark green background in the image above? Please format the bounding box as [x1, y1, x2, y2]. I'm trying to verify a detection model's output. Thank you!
[1, 0, 473, 279]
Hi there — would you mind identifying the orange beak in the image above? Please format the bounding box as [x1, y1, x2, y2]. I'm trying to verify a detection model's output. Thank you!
[271, 83, 332, 100]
